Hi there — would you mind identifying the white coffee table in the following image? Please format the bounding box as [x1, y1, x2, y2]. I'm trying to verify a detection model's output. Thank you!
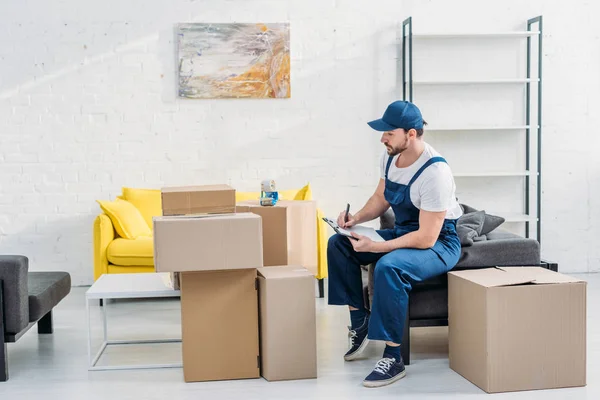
[86, 273, 182, 371]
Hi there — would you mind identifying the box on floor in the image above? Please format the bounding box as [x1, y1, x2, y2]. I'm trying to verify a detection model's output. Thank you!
[154, 184, 263, 383]
[180, 269, 260, 382]
[448, 267, 586, 394]
[257, 266, 317, 381]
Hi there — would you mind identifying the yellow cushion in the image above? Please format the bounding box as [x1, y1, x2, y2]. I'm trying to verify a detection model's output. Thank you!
[107, 236, 154, 266]
[236, 183, 312, 202]
[121, 187, 162, 229]
[97, 199, 152, 239]
[107, 265, 155, 274]
[280, 183, 312, 201]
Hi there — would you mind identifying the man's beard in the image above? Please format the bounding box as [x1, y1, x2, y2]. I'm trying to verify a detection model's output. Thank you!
[386, 143, 407, 157]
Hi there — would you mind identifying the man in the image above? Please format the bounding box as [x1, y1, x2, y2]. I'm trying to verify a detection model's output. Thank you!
[327, 100, 462, 388]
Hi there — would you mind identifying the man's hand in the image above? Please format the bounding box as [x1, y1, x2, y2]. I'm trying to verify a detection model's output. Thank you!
[349, 233, 377, 253]
[337, 210, 358, 228]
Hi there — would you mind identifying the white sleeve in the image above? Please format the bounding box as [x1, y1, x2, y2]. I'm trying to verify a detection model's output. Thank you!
[380, 152, 387, 179]
[417, 164, 455, 212]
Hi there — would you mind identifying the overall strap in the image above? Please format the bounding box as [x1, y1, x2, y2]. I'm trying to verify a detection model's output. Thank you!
[408, 156, 447, 186]
[384, 155, 395, 180]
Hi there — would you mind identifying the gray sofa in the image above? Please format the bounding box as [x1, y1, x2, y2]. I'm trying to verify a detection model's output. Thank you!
[364, 207, 547, 365]
[1, 255, 71, 381]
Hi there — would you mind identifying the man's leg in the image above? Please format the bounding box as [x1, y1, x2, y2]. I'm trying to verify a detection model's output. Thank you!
[327, 233, 385, 310]
[363, 246, 455, 387]
[369, 246, 452, 345]
[327, 231, 395, 360]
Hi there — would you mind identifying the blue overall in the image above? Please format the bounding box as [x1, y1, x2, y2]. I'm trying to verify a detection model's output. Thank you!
[327, 156, 461, 344]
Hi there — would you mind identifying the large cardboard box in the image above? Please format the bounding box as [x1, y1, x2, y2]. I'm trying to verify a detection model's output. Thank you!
[161, 185, 235, 216]
[236, 200, 317, 275]
[257, 266, 317, 381]
[181, 269, 260, 382]
[153, 213, 263, 273]
[448, 267, 586, 393]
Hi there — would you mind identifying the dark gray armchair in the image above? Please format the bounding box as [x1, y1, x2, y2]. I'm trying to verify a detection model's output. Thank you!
[363, 208, 550, 365]
[1, 255, 71, 381]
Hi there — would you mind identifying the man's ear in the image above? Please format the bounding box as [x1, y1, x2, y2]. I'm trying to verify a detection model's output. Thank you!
[407, 128, 417, 138]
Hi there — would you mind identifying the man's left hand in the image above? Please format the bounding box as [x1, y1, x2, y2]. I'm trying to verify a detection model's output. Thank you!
[350, 233, 377, 253]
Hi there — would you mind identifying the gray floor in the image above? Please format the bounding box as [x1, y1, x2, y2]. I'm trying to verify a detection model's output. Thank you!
[1, 274, 598, 400]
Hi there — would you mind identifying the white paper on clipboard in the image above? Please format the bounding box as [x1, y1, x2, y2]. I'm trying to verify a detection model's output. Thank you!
[322, 217, 385, 242]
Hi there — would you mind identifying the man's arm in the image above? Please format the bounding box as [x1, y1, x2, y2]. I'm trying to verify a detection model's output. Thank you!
[351, 209, 446, 253]
[353, 179, 390, 225]
[376, 210, 445, 251]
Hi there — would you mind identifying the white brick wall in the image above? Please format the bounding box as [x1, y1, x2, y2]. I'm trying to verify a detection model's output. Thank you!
[1, 0, 599, 285]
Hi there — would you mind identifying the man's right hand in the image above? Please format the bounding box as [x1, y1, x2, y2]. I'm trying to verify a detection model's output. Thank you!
[338, 210, 358, 229]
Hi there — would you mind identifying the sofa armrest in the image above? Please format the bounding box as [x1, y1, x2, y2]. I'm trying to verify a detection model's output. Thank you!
[316, 208, 329, 279]
[94, 214, 115, 281]
[455, 237, 540, 269]
[0, 255, 29, 334]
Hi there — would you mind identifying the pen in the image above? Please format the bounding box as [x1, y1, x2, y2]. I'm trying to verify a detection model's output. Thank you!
[344, 203, 350, 223]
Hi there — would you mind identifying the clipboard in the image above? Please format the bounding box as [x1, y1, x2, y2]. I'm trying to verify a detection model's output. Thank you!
[322, 217, 385, 242]
[322, 217, 359, 240]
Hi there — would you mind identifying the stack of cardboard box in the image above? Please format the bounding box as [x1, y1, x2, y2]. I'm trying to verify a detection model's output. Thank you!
[153, 185, 317, 383]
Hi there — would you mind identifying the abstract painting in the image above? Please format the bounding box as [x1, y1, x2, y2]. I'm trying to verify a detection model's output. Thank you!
[177, 23, 290, 99]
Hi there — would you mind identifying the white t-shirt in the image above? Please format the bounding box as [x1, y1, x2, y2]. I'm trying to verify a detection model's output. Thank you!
[380, 142, 463, 219]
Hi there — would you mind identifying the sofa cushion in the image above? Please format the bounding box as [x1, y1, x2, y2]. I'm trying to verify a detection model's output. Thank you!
[107, 236, 154, 266]
[456, 210, 486, 246]
[412, 273, 448, 291]
[97, 198, 152, 239]
[460, 204, 505, 235]
[28, 272, 71, 322]
[455, 232, 540, 268]
[122, 187, 162, 229]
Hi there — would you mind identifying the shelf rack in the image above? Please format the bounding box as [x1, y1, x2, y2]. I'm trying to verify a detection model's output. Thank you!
[401, 16, 543, 243]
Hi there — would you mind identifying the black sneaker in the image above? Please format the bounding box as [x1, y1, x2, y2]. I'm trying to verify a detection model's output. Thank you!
[344, 314, 369, 361]
[363, 355, 406, 388]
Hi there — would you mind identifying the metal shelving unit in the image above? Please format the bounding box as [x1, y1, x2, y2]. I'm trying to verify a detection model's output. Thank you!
[427, 125, 536, 131]
[413, 31, 540, 39]
[452, 171, 536, 178]
[414, 78, 539, 85]
[401, 16, 543, 243]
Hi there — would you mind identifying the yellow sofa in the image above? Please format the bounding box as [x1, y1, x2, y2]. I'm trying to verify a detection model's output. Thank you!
[93, 184, 329, 282]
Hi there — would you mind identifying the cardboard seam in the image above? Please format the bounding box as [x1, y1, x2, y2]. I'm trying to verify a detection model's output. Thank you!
[485, 284, 491, 392]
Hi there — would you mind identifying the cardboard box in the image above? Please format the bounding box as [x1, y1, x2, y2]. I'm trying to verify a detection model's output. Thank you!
[448, 267, 586, 393]
[257, 266, 317, 381]
[180, 269, 260, 382]
[236, 200, 317, 275]
[161, 185, 235, 216]
[153, 213, 263, 273]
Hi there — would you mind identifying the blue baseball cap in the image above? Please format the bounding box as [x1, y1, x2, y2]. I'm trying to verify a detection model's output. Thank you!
[367, 101, 424, 131]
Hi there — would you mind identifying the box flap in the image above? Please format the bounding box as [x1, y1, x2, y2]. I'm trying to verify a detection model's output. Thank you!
[257, 266, 313, 280]
[237, 200, 288, 209]
[161, 184, 234, 193]
[502, 266, 585, 284]
[449, 267, 584, 288]
[237, 200, 262, 208]
[236, 200, 313, 209]
[154, 212, 256, 222]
